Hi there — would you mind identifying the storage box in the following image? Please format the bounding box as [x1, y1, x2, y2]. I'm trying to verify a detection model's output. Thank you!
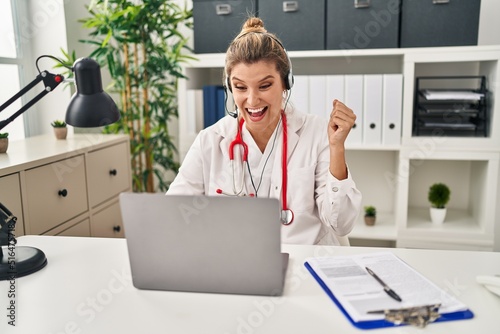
[258, 0, 325, 51]
[400, 0, 481, 48]
[193, 0, 257, 54]
[326, 0, 400, 50]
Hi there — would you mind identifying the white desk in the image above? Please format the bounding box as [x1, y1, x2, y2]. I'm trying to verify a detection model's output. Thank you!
[1, 236, 499, 333]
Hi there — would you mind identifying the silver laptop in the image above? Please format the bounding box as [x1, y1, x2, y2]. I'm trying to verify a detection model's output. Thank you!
[119, 193, 289, 296]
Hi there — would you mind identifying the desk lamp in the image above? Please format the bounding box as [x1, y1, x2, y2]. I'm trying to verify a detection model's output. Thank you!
[0, 55, 120, 280]
[0, 55, 120, 130]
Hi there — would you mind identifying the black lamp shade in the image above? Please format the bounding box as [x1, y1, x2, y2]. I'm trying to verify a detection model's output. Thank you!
[65, 58, 120, 127]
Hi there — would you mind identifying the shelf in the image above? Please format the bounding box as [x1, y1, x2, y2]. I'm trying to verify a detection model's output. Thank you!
[406, 207, 482, 233]
[398, 208, 493, 251]
[350, 212, 397, 241]
[178, 45, 500, 250]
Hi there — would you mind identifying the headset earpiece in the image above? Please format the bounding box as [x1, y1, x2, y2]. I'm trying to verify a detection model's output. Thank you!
[225, 75, 232, 93]
[223, 33, 294, 92]
[283, 48, 294, 90]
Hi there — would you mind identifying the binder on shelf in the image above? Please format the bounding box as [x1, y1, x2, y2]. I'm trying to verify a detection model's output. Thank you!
[326, 75, 345, 116]
[344, 75, 363, 145]
[382, 74, 403, 146]
[203, 85, 226, 128]
[304, 252, 474, 330]
[289, 75, 309, 114]
[326, 75, 345, 107]
[363, 75, 383, 145]
[186, 89, 203, 135]
[216, 86, 226, 120]
[308, 75, 328, 119]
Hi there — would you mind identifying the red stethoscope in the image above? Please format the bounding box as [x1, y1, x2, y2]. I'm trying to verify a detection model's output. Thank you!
[216, 111, 294, 225]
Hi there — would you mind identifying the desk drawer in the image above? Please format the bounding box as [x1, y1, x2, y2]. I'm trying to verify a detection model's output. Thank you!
[87, 142, 130, 208]
[25, 155, 88, 234]
[56, 219, 91, 237]
[91, 200, 124, 238]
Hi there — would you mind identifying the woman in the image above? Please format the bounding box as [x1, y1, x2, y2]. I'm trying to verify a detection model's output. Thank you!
[168, 17, 362, 245]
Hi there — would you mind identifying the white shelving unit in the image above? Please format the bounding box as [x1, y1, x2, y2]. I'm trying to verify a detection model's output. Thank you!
[177, 45, 500, 251]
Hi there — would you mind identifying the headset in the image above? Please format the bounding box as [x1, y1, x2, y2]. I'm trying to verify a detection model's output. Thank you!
[220, 32, 295, 225]
[224, 32, 294, 94]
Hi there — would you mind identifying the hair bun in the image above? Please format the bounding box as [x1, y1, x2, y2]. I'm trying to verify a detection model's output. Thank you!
[241, 17, 266, 34]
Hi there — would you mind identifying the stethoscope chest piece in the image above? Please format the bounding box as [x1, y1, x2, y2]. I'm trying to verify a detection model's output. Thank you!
[281, 209, 294, 225]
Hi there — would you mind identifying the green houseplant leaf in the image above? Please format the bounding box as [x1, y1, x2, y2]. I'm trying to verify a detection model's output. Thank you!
[51, 120, 67, 128]
[79, 0, 193, 192]
[364, 206, 376, 217]
[428, 183, 451, 209]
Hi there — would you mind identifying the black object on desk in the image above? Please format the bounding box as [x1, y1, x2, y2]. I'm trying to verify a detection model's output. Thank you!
[0, 202, 47, 280]
[366, 266, 402, 302]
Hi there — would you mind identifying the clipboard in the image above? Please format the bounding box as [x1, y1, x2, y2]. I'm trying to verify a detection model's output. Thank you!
[304, 253, 474, 330]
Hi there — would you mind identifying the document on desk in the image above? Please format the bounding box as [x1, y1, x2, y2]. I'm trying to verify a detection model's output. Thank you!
[305, 252, 471, 326]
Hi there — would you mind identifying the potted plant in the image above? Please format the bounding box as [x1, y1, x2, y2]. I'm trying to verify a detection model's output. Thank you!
[364, 205, 376, 226]
[428, 183, 451, 224]
[51, 120, 67, 140]
[0, 132, 8, 153]
[79, 0, 193, 192]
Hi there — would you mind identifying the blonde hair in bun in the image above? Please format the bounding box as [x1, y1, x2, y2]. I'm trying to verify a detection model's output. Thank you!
[238, 17, 267, 36]
[224, 17, 292, 91]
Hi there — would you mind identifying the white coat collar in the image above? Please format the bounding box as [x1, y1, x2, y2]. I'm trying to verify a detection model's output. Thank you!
[213, 107, 307, 161]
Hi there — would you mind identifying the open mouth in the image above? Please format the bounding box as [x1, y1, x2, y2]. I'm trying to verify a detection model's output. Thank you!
[246, 107, 267, 120]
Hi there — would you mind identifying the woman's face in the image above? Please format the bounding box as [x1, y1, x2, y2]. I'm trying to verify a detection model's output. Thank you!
[229, 60, 285, 135]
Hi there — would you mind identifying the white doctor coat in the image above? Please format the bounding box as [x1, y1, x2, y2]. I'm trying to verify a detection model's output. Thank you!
[167, 108, 362, 245]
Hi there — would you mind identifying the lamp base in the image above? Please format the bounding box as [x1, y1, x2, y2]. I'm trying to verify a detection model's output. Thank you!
[0, 246, 47, 280]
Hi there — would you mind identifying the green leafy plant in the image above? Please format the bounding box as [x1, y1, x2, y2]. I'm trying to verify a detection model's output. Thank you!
[51, 120, 67, 128]
[428, 183, 451, 209]
[0, 133, 8, 139]
[79, 0, 194, 192]
[364, 205, 376, 217]
[54, 48, 77, 83]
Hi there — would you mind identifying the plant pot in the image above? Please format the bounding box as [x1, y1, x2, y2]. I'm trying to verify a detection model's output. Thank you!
[53, 127, 67, 140]
[364, 216, 376, 226]
[430, 207, 447, 225]
[0, 138, 8, 153]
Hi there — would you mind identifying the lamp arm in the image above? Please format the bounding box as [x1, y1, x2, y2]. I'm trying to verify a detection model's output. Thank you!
[0, 71, 64, 131]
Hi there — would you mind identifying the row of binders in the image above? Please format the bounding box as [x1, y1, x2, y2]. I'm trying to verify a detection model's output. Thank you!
[289, 74, 403, 146]
[186, 74, 403, 146]
[185, 85, 230, 134]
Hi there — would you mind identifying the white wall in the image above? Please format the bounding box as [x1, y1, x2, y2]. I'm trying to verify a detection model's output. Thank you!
[478, 0, 500, 45]
[25, 0, 72, 137]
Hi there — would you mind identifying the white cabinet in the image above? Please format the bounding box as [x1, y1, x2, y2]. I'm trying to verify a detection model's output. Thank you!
[24, 155, 88, 235]
[0, 134, 131, 238]
[87, 141, 130, 208]
[91, 199, 125, 238]
[177, 45, 500, 251]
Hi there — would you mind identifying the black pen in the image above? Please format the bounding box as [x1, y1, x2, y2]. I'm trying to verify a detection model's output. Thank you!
[365, 267, 402, 302]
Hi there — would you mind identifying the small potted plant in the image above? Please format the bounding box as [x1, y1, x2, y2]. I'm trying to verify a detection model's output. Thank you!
[51, 120, 67, 140]
[0, 132, 8, 153]
[364, 205, 376, 226]
[428, 183, 451, 224]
